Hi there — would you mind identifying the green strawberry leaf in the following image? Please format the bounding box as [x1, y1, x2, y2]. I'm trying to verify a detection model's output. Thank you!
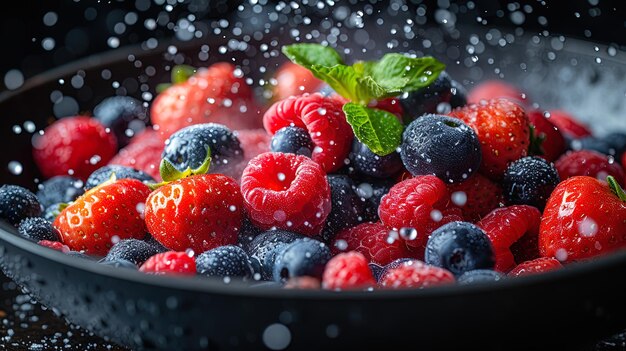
[342, 103, 403, 156]
[282, 44, 344, 69]
[607, 176, 626, 201]
[171, 64, 197, 85]
[159, 147, 212, 183]
[528, 124, 546, 156]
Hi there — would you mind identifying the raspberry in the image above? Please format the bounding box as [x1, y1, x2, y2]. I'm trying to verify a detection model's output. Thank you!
[546, 109, 592, 138]
[508, 257, 562, 277]
[32, 116, 117, 180]
[38, 240, 70, 253]
[331, 222, 416, 266]
[263, 93, 353, 173]
[322, 251, 376, 290]
[446, 174, 502, 222]
[378, 260, 455, 289]
[477, 205, 541, 272]
[109, 129, 164, 181]
[139, 251, 196, 275]
[240, 152, 331, 236]
[555, 150, 625, 187]
[378, 175, 463, 252]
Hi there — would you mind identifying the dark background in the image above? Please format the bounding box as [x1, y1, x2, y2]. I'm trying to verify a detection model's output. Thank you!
[1, 0, 625, 91]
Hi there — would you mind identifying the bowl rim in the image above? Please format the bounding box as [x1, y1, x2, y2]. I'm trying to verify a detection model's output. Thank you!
[1, 37, 626, 301]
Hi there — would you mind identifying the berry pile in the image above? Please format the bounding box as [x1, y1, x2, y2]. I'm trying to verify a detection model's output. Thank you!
[2, 44, 625, 292]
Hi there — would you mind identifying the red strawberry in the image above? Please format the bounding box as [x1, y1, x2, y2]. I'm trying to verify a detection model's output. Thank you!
[109, 129, 164, 181]
[545, 109, 592, 138]
[263, 93, 353, 173]
[139, 251, 196, 275]
[332, 222, 416, 266]
[151, 62, 263, 140]
[508, 257, 562, 277]
[272, 61, 323, 101]
[32, 116, 117, 181]
[240, 152, 331, 236]
[322, 251, 376, 290]
[378, 175, 464, 254]
[53, 178, 151, 256]
[467, 80, 528, 106]
[378, 260, 455, 289]
[477, 205, 542, 272]
[527, 109, 567, 162]
[539, 176, 626, 263]
[449, 98, 531, 180]
[555, 150, 625, 187]
[145, 174, 243, 253]
[446, 174, 503, 222]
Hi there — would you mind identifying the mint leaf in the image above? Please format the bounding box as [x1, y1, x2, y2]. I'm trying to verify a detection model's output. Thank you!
[369, 54, 446, 91]
[342, 103, 403, 156]
[282, 44, 344, 69]
[310, 66, 394, 104]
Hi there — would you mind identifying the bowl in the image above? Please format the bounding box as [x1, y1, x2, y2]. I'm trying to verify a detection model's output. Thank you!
[1, 2, 625, 350]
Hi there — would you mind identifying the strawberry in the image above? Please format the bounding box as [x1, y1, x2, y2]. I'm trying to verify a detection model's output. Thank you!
[144, 174, 244, 253]
[545, 109, 592, 138]
[151, 62, 263, 140]
[467, 80, 528, 106]
[109, 129, 164, 181]
[446, 174, 503, 222]
[527, 109, 567, 162]
[555, 150, 625, 187]
[32, 116, 118, 181]
[449, 98, 531, 180]
[508, 257, 562, 277]
[272, 61, 323, 102]
[539, 176, 626, 263]
[53, 178, 152, 256]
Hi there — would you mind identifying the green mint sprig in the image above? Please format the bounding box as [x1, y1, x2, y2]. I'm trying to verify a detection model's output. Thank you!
[282, 43, 445, 156]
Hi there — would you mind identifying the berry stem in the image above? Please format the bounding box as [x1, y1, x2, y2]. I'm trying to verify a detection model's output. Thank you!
[158, 147, 212, 183]
[607, 176, 626, 201]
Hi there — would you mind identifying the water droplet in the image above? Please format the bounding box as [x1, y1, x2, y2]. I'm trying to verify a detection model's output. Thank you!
[277, 172, 286, 182]
[578, 217, 598, 237]
[430, 209, 443, 222]
[262, 323, 291, 350]
[451, 191, 468, 207]
[555, 248, 568, 262]
[8, 161, 23, 175]
[399, 227, 418, 241]
[334, 239, 348, 251]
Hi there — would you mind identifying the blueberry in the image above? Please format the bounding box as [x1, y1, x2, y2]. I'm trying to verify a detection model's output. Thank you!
[93, 96, 148, 148]
[320, 175, 366, 241]
[401, 114, 481, 183]
[570, 137, 614, 156]
[43, 203, 65, 222]
[196, 245, 255, 279]
[399, 71, 467, 123]
[270, 126, 314, 157]
[103, 239, 167, 266]
[457, 269, 504, 285]
[425, 221, 495, 276]
[247, 230, 303, 280]
[36, 176, 84, 208]
[502, 156, 560, 210]
[0, 185, 42, 226]
[605, 132, 626, 158]
[162, 123, 243, 174]
[100, 259, 138, 270]
[273, 238, 331, 282]
[349, 139, 403, 178]
[356, 179, 394, 222]
[237, 217, 264, 252]
[17, 217, 60, 242]
[85, 165, 155, 190]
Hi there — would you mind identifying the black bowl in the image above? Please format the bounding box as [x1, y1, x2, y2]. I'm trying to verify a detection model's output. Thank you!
[1, 8, 626, 351]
